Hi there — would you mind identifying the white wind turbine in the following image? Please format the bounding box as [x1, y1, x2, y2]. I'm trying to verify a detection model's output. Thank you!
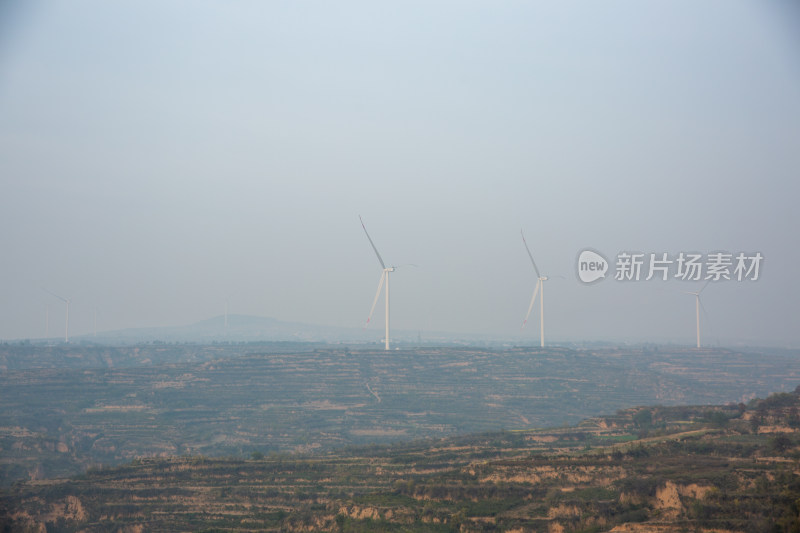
[521, 230, 550, 348]
[360, 216, 395, 351]
[685, 280, 710, 348]
[43, 288, 70, 343]
[221, 291, 236, 336]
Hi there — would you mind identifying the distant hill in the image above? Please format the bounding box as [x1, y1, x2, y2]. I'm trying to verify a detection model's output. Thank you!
[92, 314, 377, 344]
[85, 314, 484, 345]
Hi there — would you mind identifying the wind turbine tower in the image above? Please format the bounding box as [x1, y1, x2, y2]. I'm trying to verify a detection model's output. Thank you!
[686, 281, 710, 348]
[360, 216, 395, 351]
[521, 230, 549, 348]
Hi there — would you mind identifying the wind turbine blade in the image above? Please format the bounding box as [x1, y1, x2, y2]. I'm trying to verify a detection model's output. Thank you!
[365, 271, 386, 328]
[359, 215, 386, 269]
[521, 279, 540, 329]
[41, 287, 67, 303]
[698, 279, 711, 294]
[520, 230, 541, 278]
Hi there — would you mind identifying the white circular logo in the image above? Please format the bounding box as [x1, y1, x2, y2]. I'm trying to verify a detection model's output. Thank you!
[576, 249, 609, 284]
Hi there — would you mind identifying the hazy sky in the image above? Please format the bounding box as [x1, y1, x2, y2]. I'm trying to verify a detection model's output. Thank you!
[1, 1, 799, 346]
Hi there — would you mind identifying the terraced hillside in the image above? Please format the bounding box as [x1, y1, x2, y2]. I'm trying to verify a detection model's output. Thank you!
[2, 345, 800, 486]
[4, 390, 800, 532]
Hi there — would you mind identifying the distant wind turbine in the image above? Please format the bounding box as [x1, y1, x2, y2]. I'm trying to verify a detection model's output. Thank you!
[360, 216, 396, 351]
[685, 281, 710, 348]
[223, 292, 237, 336]
[521, 230, 550, 348]
[42, 288, 70, 343]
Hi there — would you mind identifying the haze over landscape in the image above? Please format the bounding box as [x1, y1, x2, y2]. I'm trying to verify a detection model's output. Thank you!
[1, 2, 799, 346]
[5, 5, 800, 531]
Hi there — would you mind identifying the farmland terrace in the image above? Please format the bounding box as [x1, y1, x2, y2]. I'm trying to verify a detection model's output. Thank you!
[3, 390, 800, 532]
[0, 345, 798, 485]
